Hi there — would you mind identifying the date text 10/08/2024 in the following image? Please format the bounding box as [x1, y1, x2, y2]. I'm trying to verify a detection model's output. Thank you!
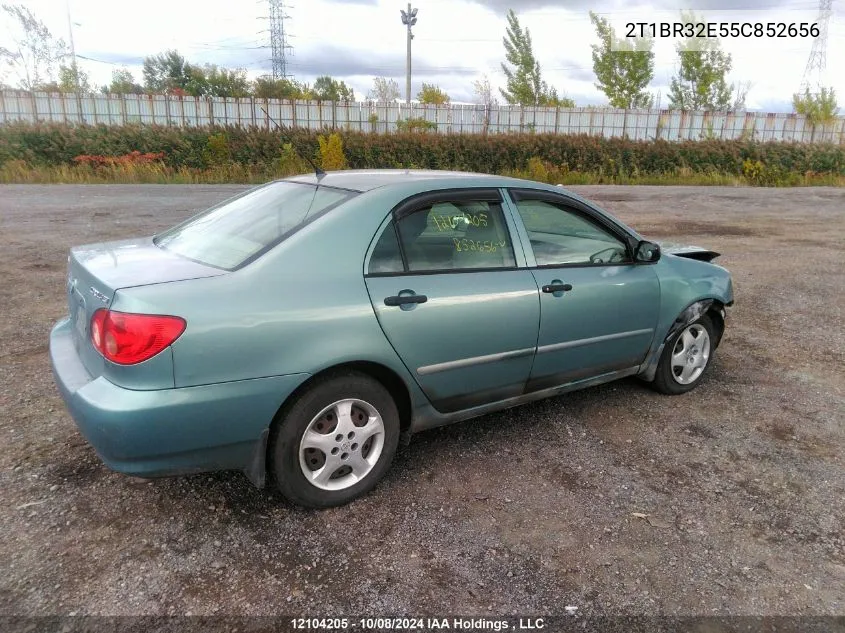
[625, 21, 819, 39]
[290, 617, 547, 630]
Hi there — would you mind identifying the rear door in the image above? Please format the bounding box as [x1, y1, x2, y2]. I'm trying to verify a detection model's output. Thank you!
[364, 189, 540, 413]
[507, 189, 660, 392]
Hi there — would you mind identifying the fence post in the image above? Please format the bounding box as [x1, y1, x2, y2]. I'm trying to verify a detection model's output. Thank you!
[88, 94, 97, 125]
[46, 91, 55, 123]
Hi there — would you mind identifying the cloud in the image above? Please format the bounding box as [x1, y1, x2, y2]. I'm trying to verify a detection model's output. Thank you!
[286, 45, 479, 80]
[465, 0, 797, 12]
[80, 52, 146, 67]
[551, 62, 594, 83]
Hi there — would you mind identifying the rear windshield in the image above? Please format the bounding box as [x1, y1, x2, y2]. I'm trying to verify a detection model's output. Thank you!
[154, 181, 357, 270]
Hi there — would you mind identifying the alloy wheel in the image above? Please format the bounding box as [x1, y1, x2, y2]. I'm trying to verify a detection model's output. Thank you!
[670, 324, 711, 385]
[298, 399, 385, 491]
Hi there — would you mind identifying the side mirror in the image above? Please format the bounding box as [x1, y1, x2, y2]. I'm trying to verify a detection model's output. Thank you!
[635, 240, 661, 263]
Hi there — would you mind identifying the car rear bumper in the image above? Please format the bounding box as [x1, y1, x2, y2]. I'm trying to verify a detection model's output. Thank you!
[49, 318, 309, 479]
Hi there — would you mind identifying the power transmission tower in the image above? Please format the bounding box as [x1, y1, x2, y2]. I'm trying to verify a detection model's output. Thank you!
[268, 0, 293, 80]
[801, 0, 833, 91]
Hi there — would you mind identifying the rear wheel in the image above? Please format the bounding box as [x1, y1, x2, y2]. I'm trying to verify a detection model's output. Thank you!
[651, 314, 715, 395]
[269, 372, 400, 508]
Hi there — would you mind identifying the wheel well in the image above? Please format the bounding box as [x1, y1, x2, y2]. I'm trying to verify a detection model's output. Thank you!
[271, 361, 413, 434]
[707, 302, 725, 348]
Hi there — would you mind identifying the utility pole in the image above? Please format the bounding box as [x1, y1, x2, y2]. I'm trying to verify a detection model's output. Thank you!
[400, 4, 418, 105]
[65, 0, 78, 84]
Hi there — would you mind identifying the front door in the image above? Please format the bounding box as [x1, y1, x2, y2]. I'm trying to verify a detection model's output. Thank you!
[365, 190, 540, 413]
[508, 191, 660, 392]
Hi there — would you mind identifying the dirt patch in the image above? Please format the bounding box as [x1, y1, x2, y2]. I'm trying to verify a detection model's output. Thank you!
[0, 184, 843, 618]
[642, 220, 758, 238]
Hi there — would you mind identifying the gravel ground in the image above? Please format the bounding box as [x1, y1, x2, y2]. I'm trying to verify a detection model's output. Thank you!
[0, 184, 843, 618]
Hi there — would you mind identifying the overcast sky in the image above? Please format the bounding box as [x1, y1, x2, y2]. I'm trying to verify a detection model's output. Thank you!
[3, 0, 844, 112]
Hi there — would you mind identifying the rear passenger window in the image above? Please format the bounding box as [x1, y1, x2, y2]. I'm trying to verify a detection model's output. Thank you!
[368, 224, 403, 274]
[395, 200, 516, 272]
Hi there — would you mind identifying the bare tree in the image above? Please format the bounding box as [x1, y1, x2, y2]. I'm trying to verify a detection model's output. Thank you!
[473, 74, 498, 133]
[730, 80, 752, 111]
[472, 75, 497, 107]
[0, 4, 67, 90]
[367, 76, 400, 102]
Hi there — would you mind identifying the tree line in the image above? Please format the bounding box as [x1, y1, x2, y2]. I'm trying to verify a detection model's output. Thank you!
[0, 2, 837, 122]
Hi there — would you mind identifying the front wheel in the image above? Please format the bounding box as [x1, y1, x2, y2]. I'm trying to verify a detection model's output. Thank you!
[651, 314, 715, 395]
[269, 372, 400, 508]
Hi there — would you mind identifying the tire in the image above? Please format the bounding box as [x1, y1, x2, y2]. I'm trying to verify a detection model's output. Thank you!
[268, 371, 400, 508]
[651, 314, 716, 395]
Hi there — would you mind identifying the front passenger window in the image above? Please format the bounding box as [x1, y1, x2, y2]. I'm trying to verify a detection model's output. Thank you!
[515, 199, 630, 266]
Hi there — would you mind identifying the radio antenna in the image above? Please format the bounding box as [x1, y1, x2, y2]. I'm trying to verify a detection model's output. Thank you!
[261, 107, 325, 177]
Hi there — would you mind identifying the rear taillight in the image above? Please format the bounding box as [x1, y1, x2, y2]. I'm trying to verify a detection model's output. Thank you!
[90, 309, 186, 365]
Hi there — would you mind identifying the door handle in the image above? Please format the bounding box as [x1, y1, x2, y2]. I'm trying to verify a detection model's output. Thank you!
[542, 283, 572, 293]
[384, 294, 428, 307]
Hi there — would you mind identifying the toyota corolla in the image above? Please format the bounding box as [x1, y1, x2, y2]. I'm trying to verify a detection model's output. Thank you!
[50, 170, 734, 507]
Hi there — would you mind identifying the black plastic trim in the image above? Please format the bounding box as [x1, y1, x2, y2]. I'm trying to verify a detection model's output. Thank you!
[524, 357, 641, 394]
[366, 266, 521, 278]
[392, 188, 503, 221]
[430, 382, 526, 414]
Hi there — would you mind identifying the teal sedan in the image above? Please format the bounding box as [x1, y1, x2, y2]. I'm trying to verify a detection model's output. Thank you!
[50, 171, 734, 507]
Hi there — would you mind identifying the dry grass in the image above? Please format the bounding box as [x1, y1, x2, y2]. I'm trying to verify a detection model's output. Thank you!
[0, 160, 289, 185]
[1, 159, 843, 187]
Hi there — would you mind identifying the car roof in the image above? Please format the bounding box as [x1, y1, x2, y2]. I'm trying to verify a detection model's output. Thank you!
[286, 169, 527, 192]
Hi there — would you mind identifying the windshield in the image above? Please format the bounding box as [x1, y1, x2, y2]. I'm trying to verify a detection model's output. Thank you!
[154, 182, 357, 270]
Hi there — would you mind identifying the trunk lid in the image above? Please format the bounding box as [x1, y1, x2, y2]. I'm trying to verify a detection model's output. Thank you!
[66, 237, 225, 376]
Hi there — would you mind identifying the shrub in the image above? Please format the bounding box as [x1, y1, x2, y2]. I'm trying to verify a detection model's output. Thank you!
[72, 151, 166, 166]
[396, 118, 437, 132]
[1, 122, 843, 180]
[279, 142, 310, 175]
[396, 118, 437, 133]
[317, 132, 347, 170]
[204, 132, 230, 166]
[742, 158, 802, 186]
[526, 156, 550, 182]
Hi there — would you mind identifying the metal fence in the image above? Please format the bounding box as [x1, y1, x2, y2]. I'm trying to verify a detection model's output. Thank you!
[1, 90, 843, 144]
